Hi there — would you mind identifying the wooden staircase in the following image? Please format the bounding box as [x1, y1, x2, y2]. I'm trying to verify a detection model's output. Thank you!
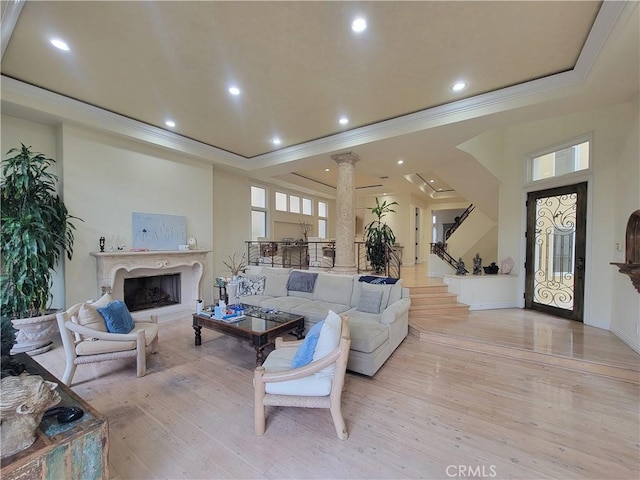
[408, 283, 469, 317]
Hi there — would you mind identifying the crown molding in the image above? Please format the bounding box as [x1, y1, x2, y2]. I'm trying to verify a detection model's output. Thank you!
[254, 70, 581, 166]
[574, 0, 630, 79]
[1, 0, 24, 61]
[250, 1, 627, 167]
[0, 1, 627, 171]
[1, 76, 250, 169]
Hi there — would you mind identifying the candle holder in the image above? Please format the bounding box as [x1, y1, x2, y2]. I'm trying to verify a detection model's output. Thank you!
[99, 236, 105, 252]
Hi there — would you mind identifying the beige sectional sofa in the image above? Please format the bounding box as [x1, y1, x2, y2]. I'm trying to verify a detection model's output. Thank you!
[238, 267, 410, 376]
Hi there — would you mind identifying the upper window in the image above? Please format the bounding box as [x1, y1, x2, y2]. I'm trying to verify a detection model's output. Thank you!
[318, 201, 328, 239]
[530, 139, 590, 182]
[289, 195, 300, 213]
[251, 186, 267, 240]
[318, 219, 327, 238]
[318, 201, 327, 218]
[275, 192, 288, 211]
[275, 191, 314, 215]
[302, 198, 312, 215]
[251, 210, 266, 240]
[251, 186, 266, 209]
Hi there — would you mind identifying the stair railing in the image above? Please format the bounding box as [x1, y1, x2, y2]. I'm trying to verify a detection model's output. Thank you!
[444, 204, 475, 242]
[355, 242, 402, 278]
[245, 240, 401, 278]
[430, 242, 468, 274]
[245, 240, 336, 270]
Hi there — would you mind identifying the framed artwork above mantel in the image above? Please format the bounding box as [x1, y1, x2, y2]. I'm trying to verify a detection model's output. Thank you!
[132, 212, 186, 251]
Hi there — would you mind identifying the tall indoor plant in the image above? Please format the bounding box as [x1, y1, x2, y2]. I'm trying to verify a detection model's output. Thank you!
[1, 144, 79, 354]
[364, 197, 398, 274]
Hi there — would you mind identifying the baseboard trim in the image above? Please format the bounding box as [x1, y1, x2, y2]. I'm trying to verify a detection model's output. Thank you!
[610, 324, 640, 354]
[468, 301, 518, 311]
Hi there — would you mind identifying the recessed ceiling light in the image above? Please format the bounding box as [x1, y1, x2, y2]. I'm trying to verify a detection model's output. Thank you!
[451, 81, 467, 92]
[228, 86, 240, 95]
[352, 18, 367, 32]
[165, 120, 176, 128]
[50, 38, 70, 51]
[339, 117, 349, 125]
[271, 137, 281, 145]
[325, 168, 330, 172]
[429, 179, 435, 183]
[397, 159, 404, 165]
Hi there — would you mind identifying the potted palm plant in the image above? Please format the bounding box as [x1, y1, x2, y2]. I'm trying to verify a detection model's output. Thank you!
[1, 144, 80, 355]
[364, 197, 398, 274]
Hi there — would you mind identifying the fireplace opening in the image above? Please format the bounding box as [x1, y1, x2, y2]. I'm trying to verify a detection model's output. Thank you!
[124, 273, 181, 312]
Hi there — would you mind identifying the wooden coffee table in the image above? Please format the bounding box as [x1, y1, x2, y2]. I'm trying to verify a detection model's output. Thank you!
[192, 305, 304, 365]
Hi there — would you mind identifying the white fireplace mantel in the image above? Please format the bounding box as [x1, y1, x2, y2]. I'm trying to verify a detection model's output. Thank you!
[90, 250, 210, 319]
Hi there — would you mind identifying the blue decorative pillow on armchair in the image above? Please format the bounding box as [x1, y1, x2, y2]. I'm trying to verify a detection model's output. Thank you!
[291, 320, 324, 368]
[98, 300, 135, 334]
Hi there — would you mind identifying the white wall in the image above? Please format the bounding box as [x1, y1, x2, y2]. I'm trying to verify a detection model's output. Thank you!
[267, 186, 335, 241]
[211, 177, 338, 279]
[357, 192, 440, 268]
[463, 227, 499, 272]
[213, 168, 252, 281]
[446, 208, 498, 268]
[356, 192, 496, 271]
[457, 129, 505, 181]
[60, 124, 215, 307]
[426, 201, 467, 275]
[494, 99, 639, 349]
[1, 115, 65, 309]
[610, 102, 640, 351]
[4, 99, 637, 348]
[357, 193, 402, 235]
[1, 113, 341, 310]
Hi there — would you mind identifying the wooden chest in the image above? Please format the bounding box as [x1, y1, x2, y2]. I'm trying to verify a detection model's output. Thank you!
[1, 354, 108, 480]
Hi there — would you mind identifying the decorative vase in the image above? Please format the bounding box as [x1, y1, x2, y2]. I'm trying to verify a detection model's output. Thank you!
[10, 311, 58, 356]
[483, 262, 500, 275]
[226, 281, 239, 307]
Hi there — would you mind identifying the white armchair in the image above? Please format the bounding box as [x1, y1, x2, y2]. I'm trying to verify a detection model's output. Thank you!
[254, 313, 351, 439]
[55, 295, 159, 386]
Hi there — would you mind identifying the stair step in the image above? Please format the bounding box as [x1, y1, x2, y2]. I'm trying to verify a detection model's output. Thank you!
[407, 281, 468, 317]
[410, 293, 458, 305]
[410, 303, 469, 315]
[409, 285, 449, 294]
[407, 326, 639, 384]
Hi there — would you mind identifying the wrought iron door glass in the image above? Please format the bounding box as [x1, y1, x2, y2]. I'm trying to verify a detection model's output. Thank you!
[533, 193, 577, 310]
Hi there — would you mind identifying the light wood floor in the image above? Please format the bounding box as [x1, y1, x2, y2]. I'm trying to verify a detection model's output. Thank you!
[31, 265, 639, 479]
[403, 263, 639, 382]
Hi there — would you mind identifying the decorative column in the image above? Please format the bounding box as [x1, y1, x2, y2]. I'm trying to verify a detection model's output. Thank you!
[331, 151, 360, 274]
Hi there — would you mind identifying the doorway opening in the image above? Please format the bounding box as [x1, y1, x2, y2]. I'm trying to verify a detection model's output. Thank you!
[525, 182, 587, 321]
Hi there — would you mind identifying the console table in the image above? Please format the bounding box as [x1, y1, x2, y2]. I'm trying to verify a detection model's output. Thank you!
[0, 354, 109, 480]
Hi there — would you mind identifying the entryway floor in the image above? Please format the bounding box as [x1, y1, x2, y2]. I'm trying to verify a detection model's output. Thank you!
[402, 263, 639, 383]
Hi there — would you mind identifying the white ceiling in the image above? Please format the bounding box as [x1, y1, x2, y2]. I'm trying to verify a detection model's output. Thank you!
[1, 1, 638, 212]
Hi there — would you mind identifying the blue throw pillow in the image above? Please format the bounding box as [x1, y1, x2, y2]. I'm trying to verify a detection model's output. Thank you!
[98, 300, 135, 334]
[291, 320, 324, 368]
[358, 275, 398, 284]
